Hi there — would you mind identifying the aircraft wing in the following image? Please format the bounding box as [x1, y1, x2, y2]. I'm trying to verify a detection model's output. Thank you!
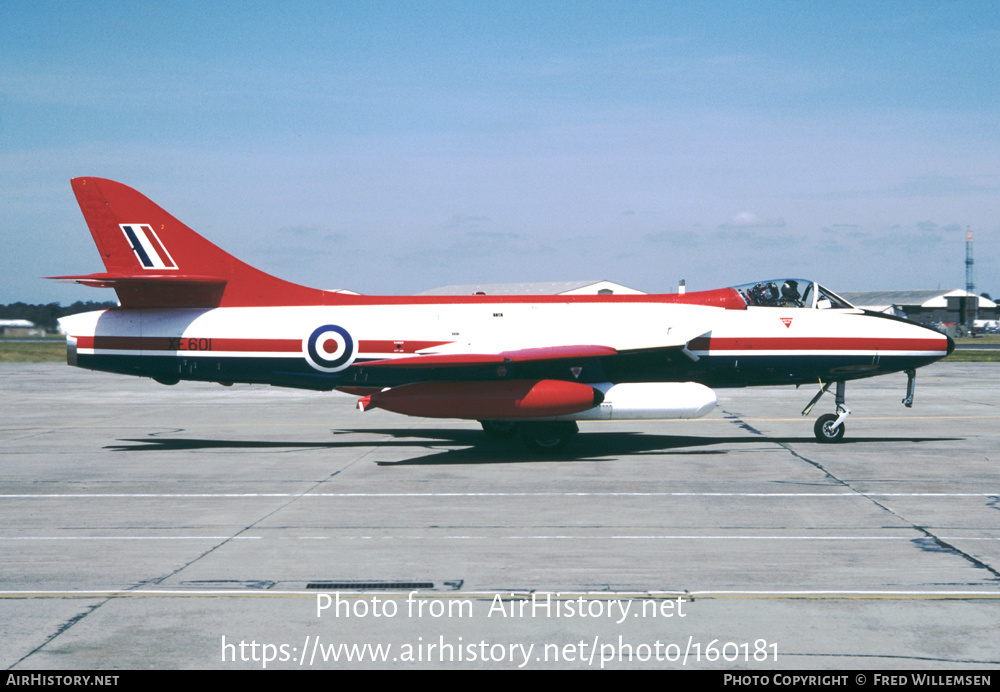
[360, 344, 619, 368]
[359, 326, 710, 370]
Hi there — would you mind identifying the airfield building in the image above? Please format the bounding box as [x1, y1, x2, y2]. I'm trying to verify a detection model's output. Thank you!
[838, 289, 998, 328]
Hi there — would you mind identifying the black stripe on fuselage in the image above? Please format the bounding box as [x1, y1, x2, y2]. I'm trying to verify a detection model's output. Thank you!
[74, 350, 945, 391]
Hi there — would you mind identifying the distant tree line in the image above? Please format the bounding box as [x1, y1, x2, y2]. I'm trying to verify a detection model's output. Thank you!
[0, 302, 119, 330]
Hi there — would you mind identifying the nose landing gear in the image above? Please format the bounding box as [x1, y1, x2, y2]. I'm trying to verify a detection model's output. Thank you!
[803, 380, 850, 443]
[804, 370, 918, 442]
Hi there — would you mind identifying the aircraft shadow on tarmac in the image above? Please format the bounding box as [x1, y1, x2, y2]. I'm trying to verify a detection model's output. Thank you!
[105, 429, 961, 465]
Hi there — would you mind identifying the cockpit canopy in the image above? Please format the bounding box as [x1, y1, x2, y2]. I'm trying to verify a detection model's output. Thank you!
[733, 279, 854, 310]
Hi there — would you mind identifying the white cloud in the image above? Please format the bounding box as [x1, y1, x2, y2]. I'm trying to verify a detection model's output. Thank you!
[720, 212, 786, 229]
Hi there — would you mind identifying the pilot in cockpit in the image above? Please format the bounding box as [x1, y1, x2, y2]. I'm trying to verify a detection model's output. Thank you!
[780, 280, 802, 307]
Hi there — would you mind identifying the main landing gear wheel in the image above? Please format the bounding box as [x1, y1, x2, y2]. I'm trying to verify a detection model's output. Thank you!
[814, 413, 845, 443]
[518, 421, 579, 453]
[479, 420, 517, 439]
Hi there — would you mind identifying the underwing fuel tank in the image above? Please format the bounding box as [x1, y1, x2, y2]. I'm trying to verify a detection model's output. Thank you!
[553, 382, 718, 421]
[364, 379, 605, 419]
[365, 380, 717, 421]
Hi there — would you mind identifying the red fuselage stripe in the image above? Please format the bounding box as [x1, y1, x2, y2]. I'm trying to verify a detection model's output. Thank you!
[687, 336, 947, 352]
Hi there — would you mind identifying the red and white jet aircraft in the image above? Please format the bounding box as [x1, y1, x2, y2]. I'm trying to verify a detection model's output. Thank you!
[53, 178, 953, 451]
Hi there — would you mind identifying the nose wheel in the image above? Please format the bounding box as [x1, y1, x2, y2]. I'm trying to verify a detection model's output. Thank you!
[814, 412, 846, 442]
[803, 381, 850, 443]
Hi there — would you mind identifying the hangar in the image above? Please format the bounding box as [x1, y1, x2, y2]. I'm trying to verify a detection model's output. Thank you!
[0, 319, 41, 337]
[838, 289, 998, 328]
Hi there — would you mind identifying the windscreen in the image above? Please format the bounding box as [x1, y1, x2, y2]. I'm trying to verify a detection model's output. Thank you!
[733, 279, 854, 309]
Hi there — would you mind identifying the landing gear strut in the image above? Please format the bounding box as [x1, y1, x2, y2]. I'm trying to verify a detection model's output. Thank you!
[804, 380, 850, 443]
[902, 369, 916, 408]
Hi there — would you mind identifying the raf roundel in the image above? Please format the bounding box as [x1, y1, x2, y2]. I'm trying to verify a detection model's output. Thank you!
[304, 325, 356, 373]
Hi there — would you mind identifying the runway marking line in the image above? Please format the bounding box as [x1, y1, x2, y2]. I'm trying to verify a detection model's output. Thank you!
[2, 535, 997, 541]
[1, 492, 998, 498]
[0, 589, 998, 601]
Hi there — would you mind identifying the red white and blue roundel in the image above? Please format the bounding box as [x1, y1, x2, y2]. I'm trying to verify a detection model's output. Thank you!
[304, 325, 356, 373]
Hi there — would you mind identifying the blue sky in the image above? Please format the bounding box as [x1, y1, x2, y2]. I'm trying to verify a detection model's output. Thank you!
[3, 1, 998, 303]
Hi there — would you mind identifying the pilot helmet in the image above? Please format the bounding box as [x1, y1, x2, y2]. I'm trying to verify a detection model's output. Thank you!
[781, 280, 799, 301]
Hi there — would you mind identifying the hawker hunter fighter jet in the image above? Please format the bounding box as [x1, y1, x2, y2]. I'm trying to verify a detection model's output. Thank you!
[53, 178, 954, 451]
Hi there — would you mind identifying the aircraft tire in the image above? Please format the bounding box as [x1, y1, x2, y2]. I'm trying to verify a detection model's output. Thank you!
[814, 413, 846, 443]
[519, 421, 578, 453]
[480, 420, 518, 439]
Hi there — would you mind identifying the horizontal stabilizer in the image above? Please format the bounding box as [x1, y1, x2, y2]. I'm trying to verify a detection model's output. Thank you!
[47, 272, 229, 310]
[47, 272, 227, 287]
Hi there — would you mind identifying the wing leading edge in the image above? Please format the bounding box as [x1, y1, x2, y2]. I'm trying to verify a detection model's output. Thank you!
[358, 324, 711, 369]
[360, 344, 619, 368]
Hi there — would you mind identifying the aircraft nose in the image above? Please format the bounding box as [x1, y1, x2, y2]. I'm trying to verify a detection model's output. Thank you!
[916, 321, 953, 358]
[926, 324, 955, 356]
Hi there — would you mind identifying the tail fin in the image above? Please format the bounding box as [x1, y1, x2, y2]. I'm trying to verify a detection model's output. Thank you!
[50, 177, 328, 308]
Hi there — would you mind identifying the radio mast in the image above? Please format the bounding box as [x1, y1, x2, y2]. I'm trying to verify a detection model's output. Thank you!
[965, 228, 977, 328]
